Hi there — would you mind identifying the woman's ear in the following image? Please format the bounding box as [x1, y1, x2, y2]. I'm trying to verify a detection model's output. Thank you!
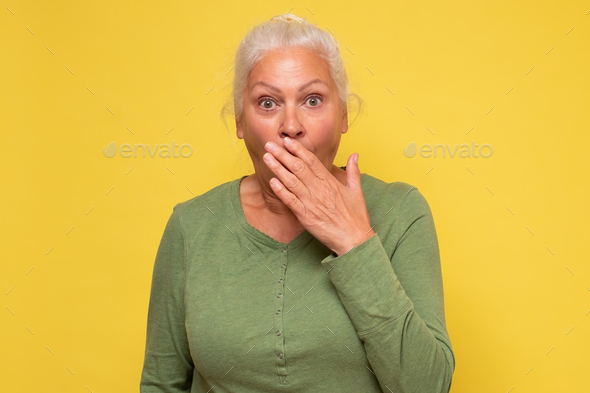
[341, 110, 349, 135]
[236, 117, 243, 139]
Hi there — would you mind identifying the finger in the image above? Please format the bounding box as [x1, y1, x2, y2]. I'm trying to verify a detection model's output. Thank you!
[346, 153, 362, 191]
[263, 151, 304, 194]
[268, 176, 304, 213]
[283, 136, 329, 181]
[264, 140, 313, 192]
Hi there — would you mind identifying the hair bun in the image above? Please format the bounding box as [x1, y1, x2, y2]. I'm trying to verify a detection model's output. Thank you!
[272, 13, 304, 23]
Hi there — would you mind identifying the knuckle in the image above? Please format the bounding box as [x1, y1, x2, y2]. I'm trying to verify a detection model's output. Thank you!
[286, 192, 298, 206]
[305, 155, 318, 168]
[285, 176, 299, 189]
[292, 159, 306, 173]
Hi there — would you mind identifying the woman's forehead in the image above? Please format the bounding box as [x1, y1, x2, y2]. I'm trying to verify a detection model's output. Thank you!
[248, 50, 332, 88]
[249, 79, 329, 94]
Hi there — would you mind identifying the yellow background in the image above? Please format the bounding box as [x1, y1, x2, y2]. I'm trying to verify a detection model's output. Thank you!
[1, 1, 589, 392]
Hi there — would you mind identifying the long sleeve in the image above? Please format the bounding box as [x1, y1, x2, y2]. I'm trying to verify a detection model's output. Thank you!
[320, 188, 455, 393]
[140, 205, 195, 392]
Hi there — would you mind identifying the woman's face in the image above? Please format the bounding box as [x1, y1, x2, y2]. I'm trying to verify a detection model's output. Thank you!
[236, 47, 348, 181]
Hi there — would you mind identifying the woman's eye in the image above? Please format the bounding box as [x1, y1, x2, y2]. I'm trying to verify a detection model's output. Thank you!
[260, 99, 275, 109]
[258, 96, 322, 110]
[307, 95, 322, 107]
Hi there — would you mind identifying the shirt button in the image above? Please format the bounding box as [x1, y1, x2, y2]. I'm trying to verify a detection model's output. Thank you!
[278, 278, 283, 283]
[277, 293, 283, 298]
[277, 353, 283, 359]
[281, 249, 286, 253]
[281, 264, 286, 268]
[276, 330, 281, 336]
[276, 309, 281, 315]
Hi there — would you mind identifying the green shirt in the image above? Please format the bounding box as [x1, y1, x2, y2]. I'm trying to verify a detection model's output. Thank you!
[140, 169, 455, 392]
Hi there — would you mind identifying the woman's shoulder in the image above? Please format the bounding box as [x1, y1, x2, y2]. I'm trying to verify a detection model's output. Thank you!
[169, 178, 237, 227]
[340, 165, 418, 197]
[358, 171, 420, 200]
[357, 172, 435, 224]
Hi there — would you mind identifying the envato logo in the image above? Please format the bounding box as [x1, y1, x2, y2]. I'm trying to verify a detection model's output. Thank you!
[103, 141, 193, 158]
[403, 141, 493, 158]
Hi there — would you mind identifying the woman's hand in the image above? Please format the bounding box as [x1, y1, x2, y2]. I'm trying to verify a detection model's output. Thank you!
[263, 136, 375, 256]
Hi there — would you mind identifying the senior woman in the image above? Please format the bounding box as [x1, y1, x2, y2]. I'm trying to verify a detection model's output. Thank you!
[140, 13, 455, 393]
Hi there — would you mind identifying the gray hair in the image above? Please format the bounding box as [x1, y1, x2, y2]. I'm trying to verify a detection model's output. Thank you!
[220, 13, 364, 135]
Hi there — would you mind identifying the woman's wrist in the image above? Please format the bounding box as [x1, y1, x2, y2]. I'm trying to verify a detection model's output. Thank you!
[333, 228, 376, 257]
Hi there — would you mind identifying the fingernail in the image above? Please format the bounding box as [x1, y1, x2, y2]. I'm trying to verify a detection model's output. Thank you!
[354, 154, 359, 163]
[284, 136, 292, 145]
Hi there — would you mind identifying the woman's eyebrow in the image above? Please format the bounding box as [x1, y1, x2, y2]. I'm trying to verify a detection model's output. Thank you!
[252, 79, 328, 93]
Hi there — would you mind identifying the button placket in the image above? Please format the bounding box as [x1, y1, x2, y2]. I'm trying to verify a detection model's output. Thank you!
[274, 247, 289, 382]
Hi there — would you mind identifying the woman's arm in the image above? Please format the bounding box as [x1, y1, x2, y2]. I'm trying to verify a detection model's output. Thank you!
[321, 188, 455, 393]
[140, 205, 194, 392]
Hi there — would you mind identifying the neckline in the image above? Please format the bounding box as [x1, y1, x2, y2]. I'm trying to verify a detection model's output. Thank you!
[231, 175, 315, 249]
[230, 167, 365, 250]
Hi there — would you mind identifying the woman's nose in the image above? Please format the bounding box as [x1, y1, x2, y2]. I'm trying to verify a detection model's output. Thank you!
[281, 130, 303, 139]
[281, 106, 304, 138]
